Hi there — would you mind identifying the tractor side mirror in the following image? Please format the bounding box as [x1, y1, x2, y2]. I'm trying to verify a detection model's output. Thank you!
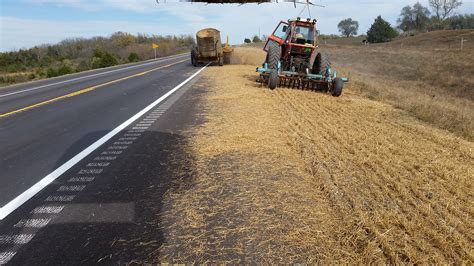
[316, 30, 320, 36]
[282, 26, 287, 32]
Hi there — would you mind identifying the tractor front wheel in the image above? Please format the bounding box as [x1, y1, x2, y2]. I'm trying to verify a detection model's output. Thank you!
[331, 77, 344, 97]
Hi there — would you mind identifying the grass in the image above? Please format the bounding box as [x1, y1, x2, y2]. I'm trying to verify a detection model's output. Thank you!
[325, 43, 473, 140]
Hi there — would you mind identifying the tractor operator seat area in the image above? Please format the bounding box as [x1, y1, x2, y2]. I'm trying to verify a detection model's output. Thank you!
[293, 26, 314, 45]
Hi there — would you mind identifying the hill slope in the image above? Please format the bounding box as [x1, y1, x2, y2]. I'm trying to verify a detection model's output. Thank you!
[389, 30, 474, 49]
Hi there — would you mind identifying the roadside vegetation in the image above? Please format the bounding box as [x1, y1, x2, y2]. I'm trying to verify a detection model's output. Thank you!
[325, 30, 474, 140]
[0, 32, 193, 87]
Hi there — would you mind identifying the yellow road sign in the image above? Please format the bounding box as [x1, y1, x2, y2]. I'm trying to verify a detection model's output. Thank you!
[152, 43, 159, 49]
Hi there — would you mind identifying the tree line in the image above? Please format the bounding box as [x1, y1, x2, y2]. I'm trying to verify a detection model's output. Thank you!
[0, 32, 194, 86]
[337, 0, 471, 43]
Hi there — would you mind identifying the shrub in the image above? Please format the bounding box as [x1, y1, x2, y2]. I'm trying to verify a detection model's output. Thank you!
[46, 67, 58, 78]
[128, 52, 140, 62]
[101, 52, 118, 67]
[39, 56, 52, 67]
[252, 35, 262, 43]
[57, 59, 74, 76]
[35, 68, 45, 77]
[77, 60, 90, 72]
[91, 51, 118, 69]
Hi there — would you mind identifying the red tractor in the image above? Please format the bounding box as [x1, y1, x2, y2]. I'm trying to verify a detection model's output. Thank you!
[257, 17, 348, 96]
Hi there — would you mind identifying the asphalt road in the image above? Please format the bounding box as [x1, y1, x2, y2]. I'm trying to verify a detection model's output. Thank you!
[0, 54, 207, 264]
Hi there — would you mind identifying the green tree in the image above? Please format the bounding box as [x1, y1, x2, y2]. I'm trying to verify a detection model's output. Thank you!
[429, 0, 462, 21]
[338, 18, 359, 37]
[398, 2, 431, 32]
[111, 32, 135, 48]
[448, 14, 474, 29]
[429, 0, 463, 29]
[367, 16, 399, 43]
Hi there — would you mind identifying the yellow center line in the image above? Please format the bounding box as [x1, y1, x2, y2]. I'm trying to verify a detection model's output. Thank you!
[0, 59, 188, 118]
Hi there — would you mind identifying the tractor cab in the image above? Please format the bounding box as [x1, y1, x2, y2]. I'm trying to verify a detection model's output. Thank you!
[264, 18, 318, 73]
[264, 18, 317, 53]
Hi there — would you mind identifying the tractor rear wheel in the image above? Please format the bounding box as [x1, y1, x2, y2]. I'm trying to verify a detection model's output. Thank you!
[312, 52, 331, 75]
[267, 41, 281, 70]
[331, 77, 344, 97]
[267, 41, 281, 90]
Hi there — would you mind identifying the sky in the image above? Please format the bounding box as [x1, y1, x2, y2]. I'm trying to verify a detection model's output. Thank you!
[1, 0, 473, 51]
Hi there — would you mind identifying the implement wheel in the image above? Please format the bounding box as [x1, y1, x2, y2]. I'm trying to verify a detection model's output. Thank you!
[331, 77, 344, 97]
[268, 69, 279, 90]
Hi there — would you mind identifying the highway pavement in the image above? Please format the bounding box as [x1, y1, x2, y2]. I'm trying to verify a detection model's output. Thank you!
[0, 53, 208, 264]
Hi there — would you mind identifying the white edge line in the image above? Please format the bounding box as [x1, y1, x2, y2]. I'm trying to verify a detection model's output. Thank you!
[0, 64, 207, 220]
[0, 53, 188, 98]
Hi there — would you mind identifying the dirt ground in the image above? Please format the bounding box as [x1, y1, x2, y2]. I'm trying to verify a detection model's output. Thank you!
[153, 64, 473, 263]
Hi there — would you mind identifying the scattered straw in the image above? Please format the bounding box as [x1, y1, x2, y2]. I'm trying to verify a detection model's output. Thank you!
[154, 64, 473, 263]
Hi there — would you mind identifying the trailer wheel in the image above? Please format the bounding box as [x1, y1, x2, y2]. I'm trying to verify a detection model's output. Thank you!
[331, 77, 344, 97]
[191, 51, 197, 67]
[312, 52, 331, 75]
[218, 56, 224, 66]
[268, 69, 279, 90]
